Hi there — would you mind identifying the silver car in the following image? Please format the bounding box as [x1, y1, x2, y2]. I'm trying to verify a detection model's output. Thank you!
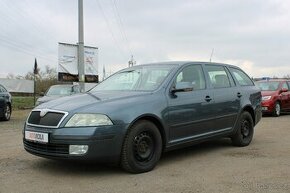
[36, 84, 80, 106]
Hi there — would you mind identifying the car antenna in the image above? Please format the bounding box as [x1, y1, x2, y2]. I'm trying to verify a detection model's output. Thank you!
[209, 48, 214, 62]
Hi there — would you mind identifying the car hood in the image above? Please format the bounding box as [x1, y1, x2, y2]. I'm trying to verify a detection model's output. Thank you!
[36, 91, 152, 112]
[261, 91, 277, 96]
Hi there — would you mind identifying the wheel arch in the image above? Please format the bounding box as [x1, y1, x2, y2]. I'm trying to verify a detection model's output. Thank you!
[242, 105, 255, 125]
[128, 114, 167, 151]
[7, 102, 12, 108]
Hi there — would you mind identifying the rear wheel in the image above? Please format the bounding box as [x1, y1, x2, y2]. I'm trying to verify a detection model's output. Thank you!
[272, 102, 281, 117]
[121, 120, 162, 173]
[2, 104, 11, 121]
[231, 111, 254, 147]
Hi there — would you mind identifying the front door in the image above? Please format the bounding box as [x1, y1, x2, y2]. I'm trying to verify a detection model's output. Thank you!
[167, 64, 215, 144]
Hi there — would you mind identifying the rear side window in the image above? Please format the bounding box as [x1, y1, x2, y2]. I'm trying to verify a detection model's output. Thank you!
[205, 65, 231, 88]
[229, 68, 254, 86]
[282, 82, 289, 90]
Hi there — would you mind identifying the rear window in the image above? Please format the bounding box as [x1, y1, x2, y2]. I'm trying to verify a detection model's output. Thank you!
[256, 81, 280, 91]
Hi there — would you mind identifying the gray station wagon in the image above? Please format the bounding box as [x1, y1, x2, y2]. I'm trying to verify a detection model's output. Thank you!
[23, 61, 262, 173]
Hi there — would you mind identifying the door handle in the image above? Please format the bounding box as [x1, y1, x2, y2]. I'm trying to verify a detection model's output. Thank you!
[205, 96, 212, 102]
[237, 92, 242, 98]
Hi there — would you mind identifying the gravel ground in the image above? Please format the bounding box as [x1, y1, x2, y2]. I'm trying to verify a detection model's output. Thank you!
[0, 110, 290, 193]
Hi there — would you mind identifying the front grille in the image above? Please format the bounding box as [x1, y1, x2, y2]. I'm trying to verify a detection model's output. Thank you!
[27, 111, 65, 127]
[23, 140, 69, 155]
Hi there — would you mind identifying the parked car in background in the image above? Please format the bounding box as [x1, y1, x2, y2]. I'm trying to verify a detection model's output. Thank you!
[256, 79, 290, 116]
[36, 84, 80, 106]
[0, 84, 12, 121]
[23, 61, 262, 173]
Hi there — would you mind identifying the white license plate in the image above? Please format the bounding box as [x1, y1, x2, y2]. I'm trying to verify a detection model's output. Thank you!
[25, 131, 48, 143]
[262, 107, 268, 111]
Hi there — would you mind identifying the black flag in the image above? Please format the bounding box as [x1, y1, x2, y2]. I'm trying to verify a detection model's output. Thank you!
[34, 58, 38, 74]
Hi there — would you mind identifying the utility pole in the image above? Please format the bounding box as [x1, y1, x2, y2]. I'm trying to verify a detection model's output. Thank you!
[78, 0, 85, 92]
[128, 55, 136, 67]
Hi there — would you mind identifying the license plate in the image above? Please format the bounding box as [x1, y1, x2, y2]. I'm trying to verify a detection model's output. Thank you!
[25, 131, 48, 143]
[262, 107, 268, 111]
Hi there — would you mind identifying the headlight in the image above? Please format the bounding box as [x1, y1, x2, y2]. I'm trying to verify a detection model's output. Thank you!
[65, 114, 113, 127]
[262, 96, 271, 101]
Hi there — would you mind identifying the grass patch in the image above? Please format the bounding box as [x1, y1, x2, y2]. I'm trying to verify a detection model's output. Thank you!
[12, 96, 36, 110]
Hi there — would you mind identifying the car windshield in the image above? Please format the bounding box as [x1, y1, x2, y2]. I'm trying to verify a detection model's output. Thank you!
[91, 65, 175, 91]
[256, 81, 280, 91]
[46, 86, 72, 96]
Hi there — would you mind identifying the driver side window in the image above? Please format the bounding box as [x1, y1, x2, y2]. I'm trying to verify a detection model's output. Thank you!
[176, 65, 206, 90]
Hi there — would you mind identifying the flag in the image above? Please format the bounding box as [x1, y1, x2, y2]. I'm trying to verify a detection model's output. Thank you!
[103, 65, 106, 80]
[34, 58, 38, 74]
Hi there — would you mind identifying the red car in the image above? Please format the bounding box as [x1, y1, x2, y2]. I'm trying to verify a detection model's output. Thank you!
[256, 79, 290, 116]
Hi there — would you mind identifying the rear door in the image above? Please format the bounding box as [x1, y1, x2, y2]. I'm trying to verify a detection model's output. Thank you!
[203, 65, 240, 132]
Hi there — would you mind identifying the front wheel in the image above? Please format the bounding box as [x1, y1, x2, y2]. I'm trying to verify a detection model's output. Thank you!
[272, 102, 281, 117]
[231, 111, 254, 147]
[2, 104, 11, 121]
[121, 120, 162, 173]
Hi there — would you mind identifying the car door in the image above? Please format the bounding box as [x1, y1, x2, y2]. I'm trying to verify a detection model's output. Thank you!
[203, 65, 241, 132]
[167, 64, 215, 144]
[280, 82, 290, 110]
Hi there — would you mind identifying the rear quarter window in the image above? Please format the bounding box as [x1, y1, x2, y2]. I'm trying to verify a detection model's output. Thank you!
[229, 67, 254, 86]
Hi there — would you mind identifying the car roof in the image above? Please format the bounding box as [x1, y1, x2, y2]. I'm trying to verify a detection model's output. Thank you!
[127, 61, 237, 68]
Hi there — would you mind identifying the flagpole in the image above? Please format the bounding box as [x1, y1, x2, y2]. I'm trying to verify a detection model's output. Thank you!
[33, 58, 38, 106]
[34, 72, 36, 106]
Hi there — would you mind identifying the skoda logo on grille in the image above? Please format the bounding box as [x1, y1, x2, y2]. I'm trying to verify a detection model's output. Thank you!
[39, 109, 49, 117]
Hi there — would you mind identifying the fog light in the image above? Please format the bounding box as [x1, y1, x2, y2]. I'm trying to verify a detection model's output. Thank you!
[69, 145, 88, 155]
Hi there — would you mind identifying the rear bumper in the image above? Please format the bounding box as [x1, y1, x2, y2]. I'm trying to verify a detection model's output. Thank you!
[255, 105, 262, 125]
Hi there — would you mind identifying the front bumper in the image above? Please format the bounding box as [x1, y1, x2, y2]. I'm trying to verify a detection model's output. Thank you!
[261, 100, 275, 113]
[23, 124, 128, 163]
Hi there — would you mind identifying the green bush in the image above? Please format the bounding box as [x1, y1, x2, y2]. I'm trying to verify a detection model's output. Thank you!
[12, 96, 35, 110]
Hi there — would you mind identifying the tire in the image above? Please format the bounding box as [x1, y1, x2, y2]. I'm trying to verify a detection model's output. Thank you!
[272, 102, 281, 117]
[2, 104, 11, 121]
[231, 111, 254, 147]
[121, 120, 162, 173]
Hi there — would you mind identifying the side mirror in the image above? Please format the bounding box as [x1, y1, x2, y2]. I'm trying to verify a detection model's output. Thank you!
[172, 82, 193, 93]
[281, 88, 288, 92]
[39, 92, 44, 96]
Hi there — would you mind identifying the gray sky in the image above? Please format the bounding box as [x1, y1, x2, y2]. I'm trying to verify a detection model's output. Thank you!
[0, 0, 289, 78]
